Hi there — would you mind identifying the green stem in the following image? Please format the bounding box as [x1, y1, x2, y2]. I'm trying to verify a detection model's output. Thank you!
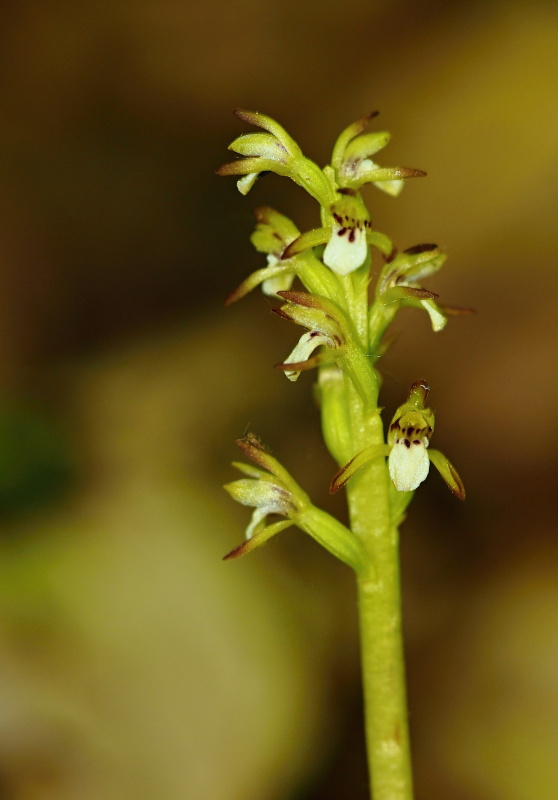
[344, 380, 414, 800]
[357, 539, 413, 800]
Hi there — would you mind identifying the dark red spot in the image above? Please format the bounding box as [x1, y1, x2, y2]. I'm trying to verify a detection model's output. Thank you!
[348, 229, 356, 243]
[403, 243, 438, 255]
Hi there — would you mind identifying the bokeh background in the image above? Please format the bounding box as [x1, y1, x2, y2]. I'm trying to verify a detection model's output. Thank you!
[0, 1, 557, 798]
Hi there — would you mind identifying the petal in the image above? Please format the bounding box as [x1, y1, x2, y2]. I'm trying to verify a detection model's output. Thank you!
[228, 132, 289, 161]
[223, 478, 292, 514]
[388, 440, 430, 492]
[342, 131, 391, 164]
[282, 331, 330, 381]
[245, 506, 272, 539]
[237, 172, 259, 195]
[261, 256, 295, 295]
[373, 178, 405, 197]
[323, 225, 367, 275]
[262, 273, 295, 296]
[420, 299, 448, 332]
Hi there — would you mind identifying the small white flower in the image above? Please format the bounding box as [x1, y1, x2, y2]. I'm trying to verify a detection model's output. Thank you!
[388, 407, 433, 492]
[261, 254, 295, 296]
[323, 222, 367, 275]
[283, 330, 332, 381]
[388, 436, 430, 492]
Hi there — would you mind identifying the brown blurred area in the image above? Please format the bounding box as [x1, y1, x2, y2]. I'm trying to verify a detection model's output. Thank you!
[0, 1, 556, 798]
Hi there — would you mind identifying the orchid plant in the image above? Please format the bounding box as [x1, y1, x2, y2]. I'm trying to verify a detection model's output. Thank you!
[217, 109, 467, 800]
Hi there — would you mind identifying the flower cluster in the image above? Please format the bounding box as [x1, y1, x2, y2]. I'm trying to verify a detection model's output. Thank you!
[224, 434, 366, 571]
[218, 111, 466, 562]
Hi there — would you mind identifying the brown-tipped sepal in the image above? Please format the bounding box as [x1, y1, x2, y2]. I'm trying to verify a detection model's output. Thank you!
[330, 445, 389, 493]
[223, 519, 293, 560]
[427, 449, 466, 500]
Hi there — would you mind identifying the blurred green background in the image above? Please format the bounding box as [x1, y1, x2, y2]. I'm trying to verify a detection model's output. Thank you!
[0, 1, 557, 798]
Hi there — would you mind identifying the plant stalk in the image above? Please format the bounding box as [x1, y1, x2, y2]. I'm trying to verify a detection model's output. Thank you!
[344, 380, 414, 800]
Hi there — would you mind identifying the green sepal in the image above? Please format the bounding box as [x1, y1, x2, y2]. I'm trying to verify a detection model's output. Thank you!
[282, 227, 331, 259]
[235, 434, 303, 492]
[223, 478, 295, 513]
[398, 245, 446, 282]
[366, 230, 394, 257]
[381, 286, 438, 304]
[230, 461, 276, 481]
[228, 132, 290, 162]
[331, 111, 379, 172]
[224, 263, 294, 305]
[281, 228, 348, 304]
[428, 449, 466, 500]
[233, 110, 302, 156]
[342, 131, 391, 163]
[344, 165, 426, 193]
[275, 291, 348, 342]
[223, 518, 294, 560]
[330, 445, 389, 493]
[251, 207, 300, 254]
[216, 156, 291, 179]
